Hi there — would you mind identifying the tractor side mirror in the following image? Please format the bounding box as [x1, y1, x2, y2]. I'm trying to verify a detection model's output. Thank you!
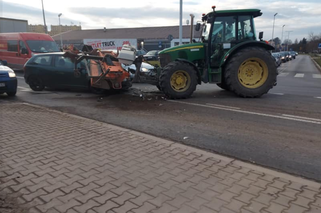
[259, 32, 263, 41]
[195, 23, 201, 31]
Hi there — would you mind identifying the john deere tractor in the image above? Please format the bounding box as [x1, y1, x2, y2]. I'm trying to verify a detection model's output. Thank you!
[158, 7, 277, 99]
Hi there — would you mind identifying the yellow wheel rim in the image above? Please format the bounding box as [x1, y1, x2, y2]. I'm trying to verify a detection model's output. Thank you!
[238, 58, 268, 89]
[170, 70, 191, 92]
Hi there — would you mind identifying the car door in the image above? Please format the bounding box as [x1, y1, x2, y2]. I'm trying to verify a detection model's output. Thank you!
[28, 55, 53, 86]
[53, 55, 88, 88]
[18, 40, 30, 67]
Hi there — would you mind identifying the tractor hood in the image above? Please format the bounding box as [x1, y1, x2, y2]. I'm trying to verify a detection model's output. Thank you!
[159, 43, 204, 54]
[158, 43, 205, 68]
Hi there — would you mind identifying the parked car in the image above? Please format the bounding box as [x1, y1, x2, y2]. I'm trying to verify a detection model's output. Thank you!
[125, 62, 155, 76]
[136, 49, 147, 56]
[143, 50, 160, 66]
[272, 52, 282, 67]
[143, 50, 160, 60]
[0, 59, 17, 97]
[279, 52, 287, 63]
[24, 52, 105, 92]
[289, 51, 296, 59]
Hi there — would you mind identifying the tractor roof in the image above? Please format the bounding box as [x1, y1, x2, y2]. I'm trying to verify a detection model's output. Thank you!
[204, 9, 262, 20]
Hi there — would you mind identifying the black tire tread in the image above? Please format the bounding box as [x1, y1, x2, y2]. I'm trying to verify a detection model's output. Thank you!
[224, 47, 277, 98]
[159, 61, 198, 99]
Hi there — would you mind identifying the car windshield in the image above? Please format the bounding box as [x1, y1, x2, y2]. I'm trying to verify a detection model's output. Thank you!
[26, 40, 59, 53]
[145, 51, 158, 56]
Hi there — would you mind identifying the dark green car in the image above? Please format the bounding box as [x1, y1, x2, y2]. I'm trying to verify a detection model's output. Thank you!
[24, 52, 100, 92]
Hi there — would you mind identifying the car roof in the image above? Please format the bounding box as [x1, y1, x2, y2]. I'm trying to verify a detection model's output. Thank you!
[33, 52, 65, 56]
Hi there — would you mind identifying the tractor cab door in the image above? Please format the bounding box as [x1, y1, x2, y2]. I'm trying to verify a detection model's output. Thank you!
[209, 15, 255, 68]
[209, 16, 237, 68]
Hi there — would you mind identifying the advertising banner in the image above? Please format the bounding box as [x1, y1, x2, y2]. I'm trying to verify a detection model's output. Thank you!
[83, 39, 137, 51]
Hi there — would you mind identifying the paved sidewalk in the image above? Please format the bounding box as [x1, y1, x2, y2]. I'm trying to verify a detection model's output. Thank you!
[0, 103, 321, 213]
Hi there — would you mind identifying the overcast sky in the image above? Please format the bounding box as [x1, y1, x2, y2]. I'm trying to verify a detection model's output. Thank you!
[1, 0, 321, 42]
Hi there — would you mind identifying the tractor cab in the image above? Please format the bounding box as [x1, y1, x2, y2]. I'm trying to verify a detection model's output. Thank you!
[200, 8, 262, 69]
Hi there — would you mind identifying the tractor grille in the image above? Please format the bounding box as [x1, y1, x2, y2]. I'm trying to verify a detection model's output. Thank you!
[159, 53, 172, 67]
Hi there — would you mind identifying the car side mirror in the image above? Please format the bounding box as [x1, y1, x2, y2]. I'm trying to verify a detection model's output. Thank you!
[259, 32, 263, 41]
[195, 23, 201, 31]
[21, 48, 28, 55]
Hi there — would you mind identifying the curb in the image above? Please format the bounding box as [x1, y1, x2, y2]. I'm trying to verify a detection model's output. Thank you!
[310, 55, 321, 73]
[19, 102, 321, 189]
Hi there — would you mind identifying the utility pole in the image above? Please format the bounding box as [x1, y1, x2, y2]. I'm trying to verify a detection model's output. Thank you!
[179, 0, 183, 45]
[285, 31, 293, 51]
[272, 13, 278, 47]
[58, 13, 63, 49]
[281, 25, 285, 51]
[41, 0, 48, 34]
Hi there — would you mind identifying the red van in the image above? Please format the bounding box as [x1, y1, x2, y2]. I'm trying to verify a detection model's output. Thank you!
[0, 33, 60, 70]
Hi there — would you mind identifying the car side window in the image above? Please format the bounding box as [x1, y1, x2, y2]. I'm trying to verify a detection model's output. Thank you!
[55, 56, 74, 69]
[34, 56, 52, 66]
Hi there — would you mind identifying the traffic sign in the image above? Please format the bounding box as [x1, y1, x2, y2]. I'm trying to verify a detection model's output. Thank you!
[318, 43, 321, 49]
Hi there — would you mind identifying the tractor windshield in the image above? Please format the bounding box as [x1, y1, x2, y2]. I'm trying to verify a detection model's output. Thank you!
[202, 15, 256, 44]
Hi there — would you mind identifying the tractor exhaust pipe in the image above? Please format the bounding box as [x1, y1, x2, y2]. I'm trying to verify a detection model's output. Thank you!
[190, 14, 195, 43]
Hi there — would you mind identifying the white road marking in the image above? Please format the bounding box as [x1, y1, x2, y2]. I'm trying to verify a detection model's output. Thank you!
[271, 93, 284, 96]
[315, 97, 321, 99]
[18, 86, 31, 92]
[294, 73, 304, 78]
[278, 72, 289, 77]
[206, 103, 240, 110]
[169, 100, 321, 125]
[16, 76, 24, 79]
[282, 114, 321, 122]
[312, 74, 321, 79]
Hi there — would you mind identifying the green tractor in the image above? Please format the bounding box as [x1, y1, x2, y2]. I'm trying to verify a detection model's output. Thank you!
[158, 7, 277, 99]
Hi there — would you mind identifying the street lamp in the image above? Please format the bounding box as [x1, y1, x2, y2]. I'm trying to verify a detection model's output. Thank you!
[285, 31, 293, 51]
[58, 13, 63, 49]
[272, 13, 278, 47]
[41, 0, 48, 34]
[179, 0, 183, 45]
[281, 25, 285, 50]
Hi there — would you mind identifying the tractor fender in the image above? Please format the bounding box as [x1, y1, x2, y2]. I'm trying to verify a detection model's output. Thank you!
[220, 41, 274, 67]
[175, 58, 202, 84]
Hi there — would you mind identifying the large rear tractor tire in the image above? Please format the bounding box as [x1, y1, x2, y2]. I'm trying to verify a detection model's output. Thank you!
[159, 61, 198, 99]
[224, 47, 277, 98]
[216, 81, 230, 91]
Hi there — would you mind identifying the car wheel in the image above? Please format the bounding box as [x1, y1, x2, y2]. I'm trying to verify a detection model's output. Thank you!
[7, 91, 17, 97]
[28, 76, 45, 91]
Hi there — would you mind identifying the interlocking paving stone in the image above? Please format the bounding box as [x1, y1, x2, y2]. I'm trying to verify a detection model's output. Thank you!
[1, 103, 321, 213]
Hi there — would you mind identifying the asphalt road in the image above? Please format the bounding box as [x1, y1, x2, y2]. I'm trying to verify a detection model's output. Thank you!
[1, 55, 321, 182]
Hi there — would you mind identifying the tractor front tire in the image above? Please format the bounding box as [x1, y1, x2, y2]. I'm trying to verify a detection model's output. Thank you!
[224, 47, 277, 98]
[159, 61, 197, 99]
